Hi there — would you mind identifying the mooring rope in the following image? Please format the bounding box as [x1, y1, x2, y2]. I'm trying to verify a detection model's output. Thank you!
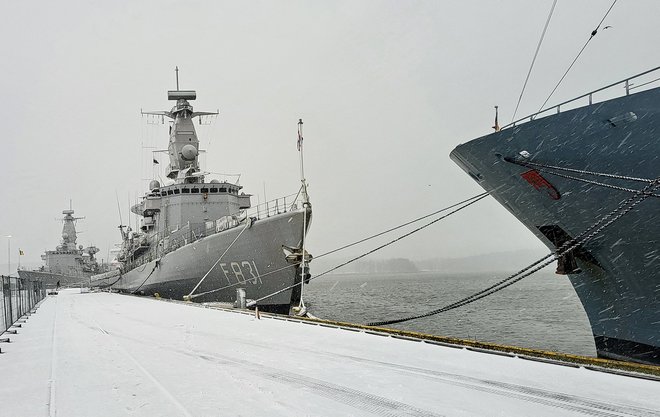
[187, 192, 491, 300]
[504, 157, 660, 198]
[367, 178, 659, 326]
[184, 219, 251, 300]
[246, 192, 491, 307]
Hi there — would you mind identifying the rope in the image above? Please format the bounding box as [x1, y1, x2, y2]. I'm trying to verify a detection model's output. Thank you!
[246, 192, 490, 307]
[131, 261, 160, 294]
[537, 0, 618, 114]
[504, 158, 654, 183]
[512, 0, 558, 122]
[188, 192, 491, 299]
[367, 178, 659, 327]
[185, 220, 251, 300]
[319, 192, 490, 259]
[504, 157, 660, 198]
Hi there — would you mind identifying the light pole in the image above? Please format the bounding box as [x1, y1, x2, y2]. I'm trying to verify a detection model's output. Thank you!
[5, 235, 11, 277]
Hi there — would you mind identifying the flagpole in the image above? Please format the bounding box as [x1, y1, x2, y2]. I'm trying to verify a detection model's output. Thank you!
[298, 119, 308, 203]
[296, 119, 310, 314]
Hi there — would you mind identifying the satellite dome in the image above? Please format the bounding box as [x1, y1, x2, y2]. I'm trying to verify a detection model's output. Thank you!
[62, 232, 68, 239]
[79, 245, 83, 250]
[149, 180, 161, 190]
[210, 179, 220, 184]
[181, 144, 198, 161]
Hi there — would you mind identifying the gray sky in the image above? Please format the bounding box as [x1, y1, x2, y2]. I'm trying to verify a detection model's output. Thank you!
[2, 0, 659, 270]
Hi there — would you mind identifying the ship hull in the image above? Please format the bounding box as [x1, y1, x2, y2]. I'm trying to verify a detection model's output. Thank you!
[92, 208, 309, 314]
[450, 87, 660, 365]
[17, 270, 92, 289]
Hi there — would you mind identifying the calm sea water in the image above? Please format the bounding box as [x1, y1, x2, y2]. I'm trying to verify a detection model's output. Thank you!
[303, 271, 597, 357]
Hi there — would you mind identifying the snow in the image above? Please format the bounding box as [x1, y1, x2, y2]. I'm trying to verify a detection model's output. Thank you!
[0, 289, 658, 416]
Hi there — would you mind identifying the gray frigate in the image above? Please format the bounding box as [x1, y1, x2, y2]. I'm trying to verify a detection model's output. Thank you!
[450, 67, 660, 365]
[91, 81, 312, 314]
[18, 208, 103, 288]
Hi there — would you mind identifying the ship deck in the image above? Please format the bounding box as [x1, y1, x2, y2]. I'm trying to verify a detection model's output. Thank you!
[1, 290, 658, 416]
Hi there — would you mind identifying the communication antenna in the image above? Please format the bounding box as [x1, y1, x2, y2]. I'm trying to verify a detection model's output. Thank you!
[175, 66, 179, 91]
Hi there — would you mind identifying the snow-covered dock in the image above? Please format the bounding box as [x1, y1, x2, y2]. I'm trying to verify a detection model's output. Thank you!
[1, 290, 658, 416]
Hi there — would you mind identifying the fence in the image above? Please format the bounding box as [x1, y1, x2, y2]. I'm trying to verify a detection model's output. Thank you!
[1, 276, 46, 334]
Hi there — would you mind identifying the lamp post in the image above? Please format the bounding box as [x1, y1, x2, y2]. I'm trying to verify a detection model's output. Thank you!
[5, 235, 11, 277]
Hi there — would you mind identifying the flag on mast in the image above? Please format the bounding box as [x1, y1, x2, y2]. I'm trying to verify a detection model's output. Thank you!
[297, 120, 303, 151]
[19, 249, 24, 256]
[492, 105, 501, 132]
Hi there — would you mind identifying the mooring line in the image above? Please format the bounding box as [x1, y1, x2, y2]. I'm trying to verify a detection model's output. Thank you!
[247, 192, 491, 307]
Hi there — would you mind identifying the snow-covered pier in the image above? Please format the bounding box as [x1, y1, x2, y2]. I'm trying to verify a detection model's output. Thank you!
[1, 289, 658, 416]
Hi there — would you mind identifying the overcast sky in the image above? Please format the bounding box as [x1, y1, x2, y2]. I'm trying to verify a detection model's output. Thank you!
[2, 0, 659, 272]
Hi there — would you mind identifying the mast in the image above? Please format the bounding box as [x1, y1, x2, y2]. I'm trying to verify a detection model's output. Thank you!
[141, 67, 218, 183]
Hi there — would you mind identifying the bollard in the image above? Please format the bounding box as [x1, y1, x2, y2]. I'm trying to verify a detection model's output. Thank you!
[236, 288, 246, 309]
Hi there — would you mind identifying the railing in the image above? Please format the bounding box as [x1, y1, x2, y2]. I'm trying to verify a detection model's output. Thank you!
[1, 276, 46, 334]
[504, 66, 660, 130]
[249, 192, 301, 220]
[124, 192, 306, 271]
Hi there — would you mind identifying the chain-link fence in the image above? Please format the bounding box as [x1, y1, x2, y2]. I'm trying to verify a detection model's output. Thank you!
[1, 276, 46, 334]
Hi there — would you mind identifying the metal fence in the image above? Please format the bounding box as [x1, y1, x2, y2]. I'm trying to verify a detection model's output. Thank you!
[1, 276, 46, 334]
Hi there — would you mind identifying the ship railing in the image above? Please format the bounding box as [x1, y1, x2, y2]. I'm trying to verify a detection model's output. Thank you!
[125, 192, 303, 270]
[249, 192, 302, 220]
[1, 276, 46, 334]
[504, 66, 660, 130]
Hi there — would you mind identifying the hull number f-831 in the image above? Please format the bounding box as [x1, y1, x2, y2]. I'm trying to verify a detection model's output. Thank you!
[218, 261, 263, 285]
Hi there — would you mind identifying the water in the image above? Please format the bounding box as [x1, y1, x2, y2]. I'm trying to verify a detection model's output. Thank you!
[304, 271, 597, 357]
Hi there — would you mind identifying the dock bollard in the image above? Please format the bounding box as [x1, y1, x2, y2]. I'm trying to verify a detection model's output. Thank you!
[236, 288, 246, 309]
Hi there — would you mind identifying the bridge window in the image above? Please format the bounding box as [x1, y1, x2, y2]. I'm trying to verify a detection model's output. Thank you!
[219, 187, 226, 193]
[173, 189, 180, 194]
[182, 188, 190, 194]
[191, 188, 199, 193]
[210, 187, 218, 193]
[201, 188, 209, 193]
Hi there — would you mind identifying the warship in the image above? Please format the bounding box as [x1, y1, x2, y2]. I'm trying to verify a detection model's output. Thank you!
[91, 76, 311, 314]
[18, 207, 103, 288]
[450, 67, 660, 365]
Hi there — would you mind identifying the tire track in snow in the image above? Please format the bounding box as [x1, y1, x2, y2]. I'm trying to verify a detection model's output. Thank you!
[333, 353, 657, 417]
[87, 320, 194, 417]
[192, 351, 445, 417]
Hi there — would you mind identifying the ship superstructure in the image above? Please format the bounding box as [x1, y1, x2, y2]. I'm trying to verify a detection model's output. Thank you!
[18, 208, 102, 288]
[92, 80, 311, 314]
[450, 68, 660, 365]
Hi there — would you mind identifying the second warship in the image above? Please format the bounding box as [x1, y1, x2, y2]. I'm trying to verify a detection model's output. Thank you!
[18, 207, 103, 288]
[451, 67, 660, 364]
[91, 75, 312, 314]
